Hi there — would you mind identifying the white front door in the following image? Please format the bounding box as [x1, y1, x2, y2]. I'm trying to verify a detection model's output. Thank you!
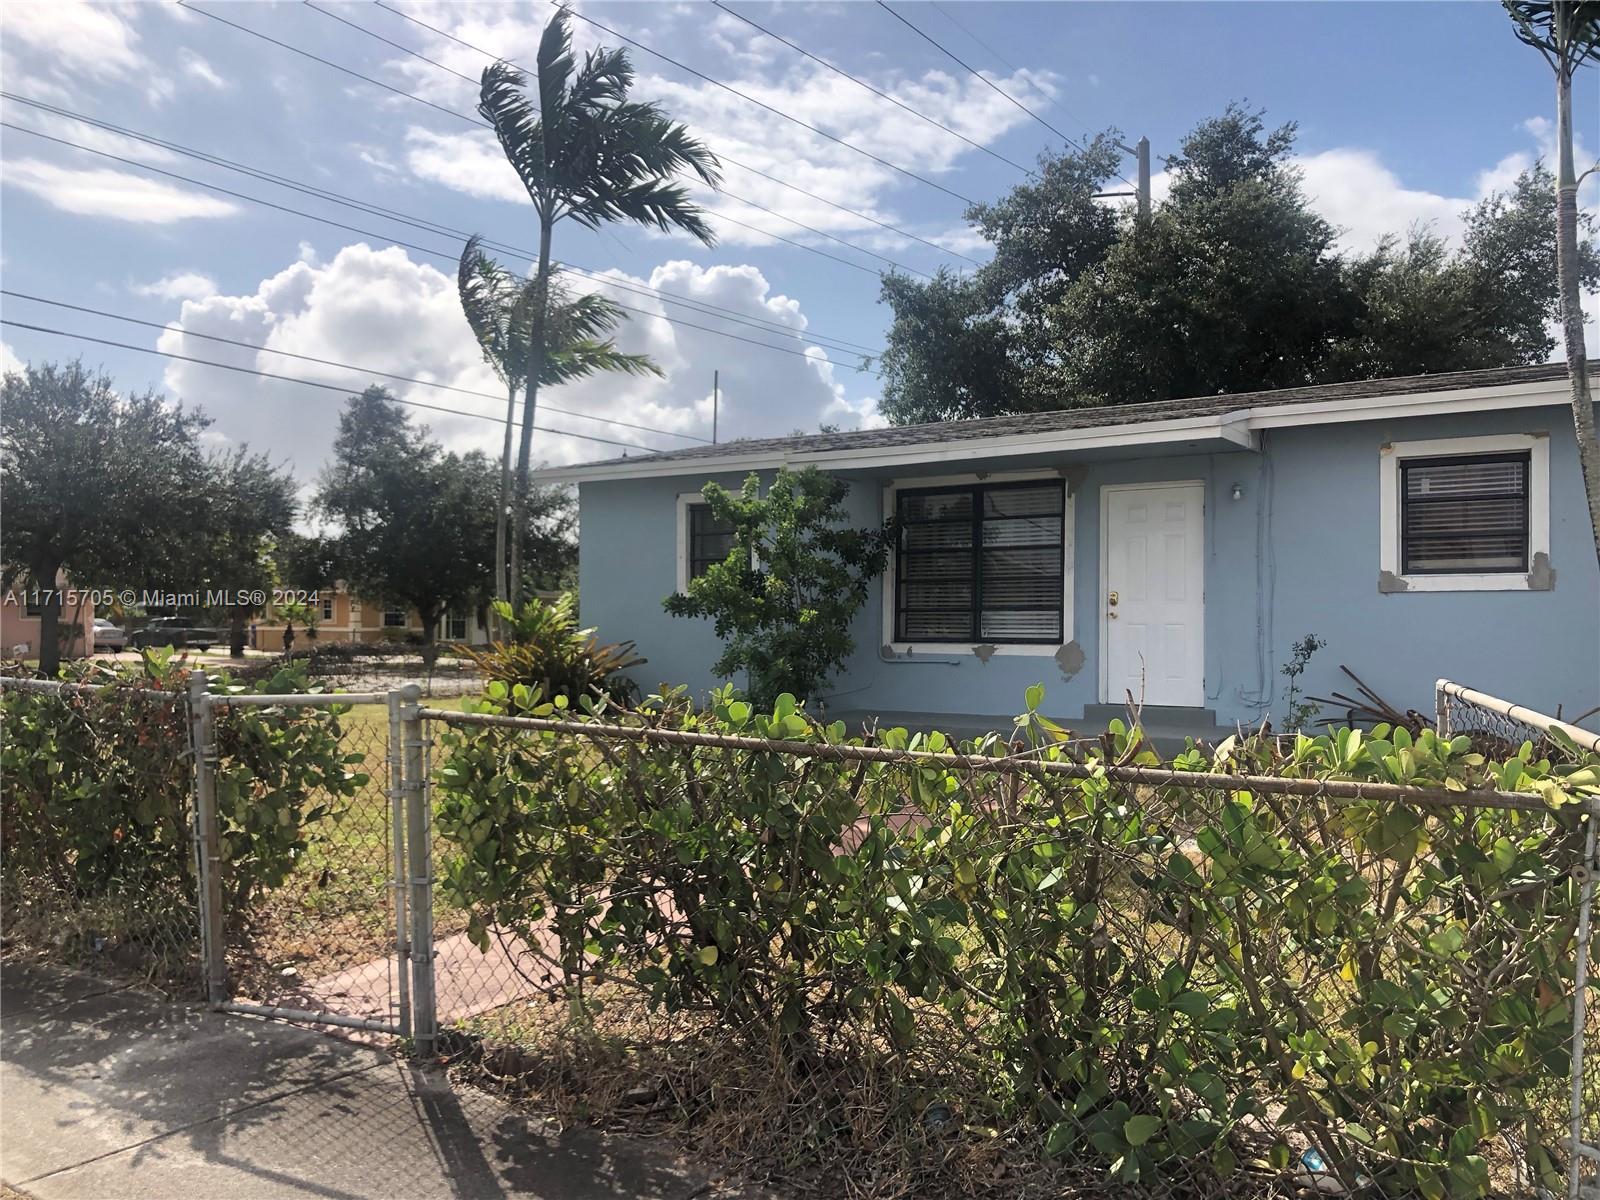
[1101, 483, 1205, 707]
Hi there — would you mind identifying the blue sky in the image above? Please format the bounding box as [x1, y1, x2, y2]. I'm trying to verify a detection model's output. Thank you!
[1, 1, 1595, 482]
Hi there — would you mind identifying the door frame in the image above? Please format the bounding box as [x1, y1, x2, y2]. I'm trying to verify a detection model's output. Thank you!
[1097, 480, 1207, 706]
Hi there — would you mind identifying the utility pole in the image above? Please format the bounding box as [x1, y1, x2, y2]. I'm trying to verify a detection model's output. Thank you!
[1097, 136, 1153, 221]
[1134, 135, 1151, 222]
[712, 370, 719, 444]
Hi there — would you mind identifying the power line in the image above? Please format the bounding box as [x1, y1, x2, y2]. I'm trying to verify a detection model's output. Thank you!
[550, 1, 980, 207]
[277, 8, 935, 283]
[1, 319, 670, 453]
[166, 7, 939, 286]
[0, 121, 883, 376]
[875, 0, 1139, 194]
[4, 88, 886, 357]
[0, 291, 711, 444]
[302, 1, 479, 87]
[177, 1, 478, 125]
[372, 1, 984, 267]
[710, 1, 1033, 176]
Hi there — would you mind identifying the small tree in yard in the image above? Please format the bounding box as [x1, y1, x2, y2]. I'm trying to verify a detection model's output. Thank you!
[664, 468, 893, 708]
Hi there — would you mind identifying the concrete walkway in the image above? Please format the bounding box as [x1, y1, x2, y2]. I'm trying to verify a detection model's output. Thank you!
[0, 962, 757, 1200]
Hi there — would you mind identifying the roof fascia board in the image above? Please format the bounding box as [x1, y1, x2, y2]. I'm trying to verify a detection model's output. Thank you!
[538, 413, 1241, 484]
[537, 378, 1570, 485]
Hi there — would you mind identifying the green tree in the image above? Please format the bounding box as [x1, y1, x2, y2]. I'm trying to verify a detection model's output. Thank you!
[457, 235, 658, 612]
[477, 9, 719, 602]
[879, 104, 1599, 423]
[316, 387, 572, 645]
[200, 447, 298, 658]
[1504, 0, 1600, 565]
[663, 468, 893, 707]
[0, 361, 209, 676]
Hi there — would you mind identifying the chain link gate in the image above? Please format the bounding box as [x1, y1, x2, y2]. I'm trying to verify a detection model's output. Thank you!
[189, 673, 435, 1043]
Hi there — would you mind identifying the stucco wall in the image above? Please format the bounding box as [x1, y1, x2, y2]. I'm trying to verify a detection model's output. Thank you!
[577, 402, 1600, 733]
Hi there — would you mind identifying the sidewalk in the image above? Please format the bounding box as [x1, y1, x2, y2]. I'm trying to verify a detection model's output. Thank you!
[0, 962, 757, 1200]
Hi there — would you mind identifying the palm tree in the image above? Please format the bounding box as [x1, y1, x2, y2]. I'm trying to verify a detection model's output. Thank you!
[1504, 0, 1600, 567]
[478, 8, 720, 601]
[457, 235, 659, 616]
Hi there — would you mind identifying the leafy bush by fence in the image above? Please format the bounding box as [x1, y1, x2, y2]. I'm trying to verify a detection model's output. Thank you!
[432, 685, 1600, 1198]
[0, 656, 365, 983]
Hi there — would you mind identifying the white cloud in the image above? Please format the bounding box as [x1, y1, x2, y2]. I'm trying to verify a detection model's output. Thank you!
[0, 1, 174, 106]
[180, 49, 227, 91]
[133, 272, 218, 302]
[1, 342, 25, 376]
[1, 160, 239, 223]
[388, 5, 1048, 252]
[152, 243, 878, 481]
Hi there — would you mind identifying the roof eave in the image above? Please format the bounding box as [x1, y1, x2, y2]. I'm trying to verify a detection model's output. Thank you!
[533, 374, 1574, 485]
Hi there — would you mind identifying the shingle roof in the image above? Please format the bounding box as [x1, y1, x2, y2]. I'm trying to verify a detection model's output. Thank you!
[557, 362, 1587, 475]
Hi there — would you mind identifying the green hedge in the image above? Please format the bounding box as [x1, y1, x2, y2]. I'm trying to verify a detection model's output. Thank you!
[434, 683, 1600, 1197]
[0, 656, 367, 976]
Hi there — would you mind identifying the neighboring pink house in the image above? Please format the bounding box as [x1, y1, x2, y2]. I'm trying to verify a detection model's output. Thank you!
[1, 576, 95, 660]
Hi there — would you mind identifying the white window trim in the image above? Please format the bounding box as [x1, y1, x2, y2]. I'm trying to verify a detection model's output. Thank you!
[1379, 432, 1550, 593]
[881, 469, 1076, 657]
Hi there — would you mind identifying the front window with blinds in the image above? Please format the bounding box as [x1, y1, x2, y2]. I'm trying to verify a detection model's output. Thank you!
[686, 503, 737, 582]
[1400, 452, 1530, 574]
[895, 480, 1066, 644]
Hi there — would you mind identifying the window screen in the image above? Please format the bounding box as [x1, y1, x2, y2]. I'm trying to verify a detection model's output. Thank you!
[1400, 452, 1530, 574]
[686, 503, 737, 582]
[895, 480, 1065, 643]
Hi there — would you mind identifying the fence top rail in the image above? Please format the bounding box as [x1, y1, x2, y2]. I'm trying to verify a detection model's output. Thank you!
[206, 691, 391, 708]
[421, 707, 1588, 815]
[1437, 678, 1600, 754]
[0, 676, 173, 700]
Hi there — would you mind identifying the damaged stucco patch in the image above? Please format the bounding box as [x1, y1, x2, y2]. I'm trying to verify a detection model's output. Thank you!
[1527, 551, 1556, 591]
[972, 643, 998, 664]
[1378, 570, 1409, 594]
[1054, 641, 1086, 679]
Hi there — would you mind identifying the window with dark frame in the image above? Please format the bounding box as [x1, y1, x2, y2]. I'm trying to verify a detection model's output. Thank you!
[686, 502, 737, 583]
[383, 608, 406, 628]
[1400, 451, 1530, 575]
[895, 479, 1066, 644]
[447, 613, 467, 641]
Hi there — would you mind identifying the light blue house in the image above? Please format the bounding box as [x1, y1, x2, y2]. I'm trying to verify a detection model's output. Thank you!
[539, 364, 1600, 740]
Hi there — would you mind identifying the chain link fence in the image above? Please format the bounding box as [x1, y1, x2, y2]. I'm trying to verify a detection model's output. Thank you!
[418, 704, 1600, 1199]
[6, 672, 1598, 1198]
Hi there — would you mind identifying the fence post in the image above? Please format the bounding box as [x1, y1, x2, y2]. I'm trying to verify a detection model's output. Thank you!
[1434, 678, 1451, 738]
[401, 682, 437, 1056]
[388, 687, 412, 1041]
[187, 669, 226, 1006]
[1572, 805, 1600, 1200]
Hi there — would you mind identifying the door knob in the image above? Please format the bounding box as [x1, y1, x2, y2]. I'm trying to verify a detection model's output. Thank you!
[1108, 591, 1119, 606]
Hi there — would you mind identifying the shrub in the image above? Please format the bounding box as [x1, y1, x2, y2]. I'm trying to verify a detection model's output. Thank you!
[432, 684, 1600, 1196]
[457, 595, 644, 708]
[0, 654, 368, 969]
[662, 467, 893, 708]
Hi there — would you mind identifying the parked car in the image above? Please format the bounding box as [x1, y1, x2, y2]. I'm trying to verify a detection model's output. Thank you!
[92, 618, 127, 652]
[129, 617, 223, 651]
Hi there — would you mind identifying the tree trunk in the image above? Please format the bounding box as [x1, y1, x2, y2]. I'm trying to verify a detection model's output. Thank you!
[1553, 6, 1600, 567]
[34, 563, 62, 678]
[510, 218, 554, 608]
[229, 608, 247, 658]
[493, 376, 517, 637]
